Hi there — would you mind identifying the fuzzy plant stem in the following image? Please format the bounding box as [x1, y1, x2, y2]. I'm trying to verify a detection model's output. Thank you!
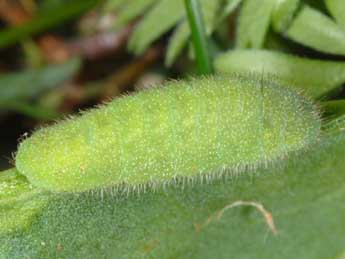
[184, 0, 213, 75]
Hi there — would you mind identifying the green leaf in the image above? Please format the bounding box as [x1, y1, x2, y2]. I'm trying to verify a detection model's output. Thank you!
[325, 0, 345, 28]
[39, 0, 78, 12]
[128, 0, 185, 55]
[0, 0, 100, 49]
[165, 21, 190, 66]
[0, 169, 48, 234]
[0, 101, 60, 120]
[0, 58, 81, 104]
[113, 0, 158, 29]
[22, 40, 44, 69]
[218, 0, 242, 23]
[1, 117, 345, 258]
[103, 0, 128, 11]
[214, 49, 345, 99]
[271, 0, 300, 32]
[236, 0, 276, 48]
[286, 5, 345, 55]
[0, 58, 80, 119]
[107, 0, 239, 65]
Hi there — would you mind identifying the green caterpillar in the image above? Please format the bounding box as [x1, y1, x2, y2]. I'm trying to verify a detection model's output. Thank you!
[15, 75, 320, 192]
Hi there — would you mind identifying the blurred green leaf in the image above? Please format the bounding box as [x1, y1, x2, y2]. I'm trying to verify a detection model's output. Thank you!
[218, 0, 242, 23]
[239, 0, 345, 57]
[107, 0, 238, 65]
[236, 0, 276, 48]
[325, 0, 345, 28]
[39, 0, 78, 12]
[0, 101, 60, 120]
[287, 5, 345, 56]
[113, 0, 158, 29]
[1, 117, 345, 258]
[128, 0, 185, 54]
[0, 58, 80, 119]
[271, 0, 300, 32]
[0, 58, 81, 104]
[0, 0, 100, 49]
[106, 0, 345, 63]
[104, 0, 128, 11]
[165, 22, 190, 66]
[214, 49, 345, 99]
[21, 40, 44, 69]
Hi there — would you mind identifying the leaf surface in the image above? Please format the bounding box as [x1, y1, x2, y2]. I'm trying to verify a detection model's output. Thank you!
[236, 0, 276, 48]
[0, 58, 80, 104]
[287, 5, 345, 55]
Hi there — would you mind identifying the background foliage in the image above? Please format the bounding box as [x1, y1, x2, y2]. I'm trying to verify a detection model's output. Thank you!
[0, 0, 345, 258]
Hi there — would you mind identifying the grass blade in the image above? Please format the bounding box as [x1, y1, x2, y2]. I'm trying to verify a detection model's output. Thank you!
[184, 0, 213, 74]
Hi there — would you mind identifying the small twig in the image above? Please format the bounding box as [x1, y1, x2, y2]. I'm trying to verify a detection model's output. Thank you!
[200, 200, 278, 235]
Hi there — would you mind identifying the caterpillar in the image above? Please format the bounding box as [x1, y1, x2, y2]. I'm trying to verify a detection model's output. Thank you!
[15, 75, 321, 192]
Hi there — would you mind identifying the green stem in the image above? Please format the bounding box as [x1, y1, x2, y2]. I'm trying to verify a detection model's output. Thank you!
[184, 0, 213, 75]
